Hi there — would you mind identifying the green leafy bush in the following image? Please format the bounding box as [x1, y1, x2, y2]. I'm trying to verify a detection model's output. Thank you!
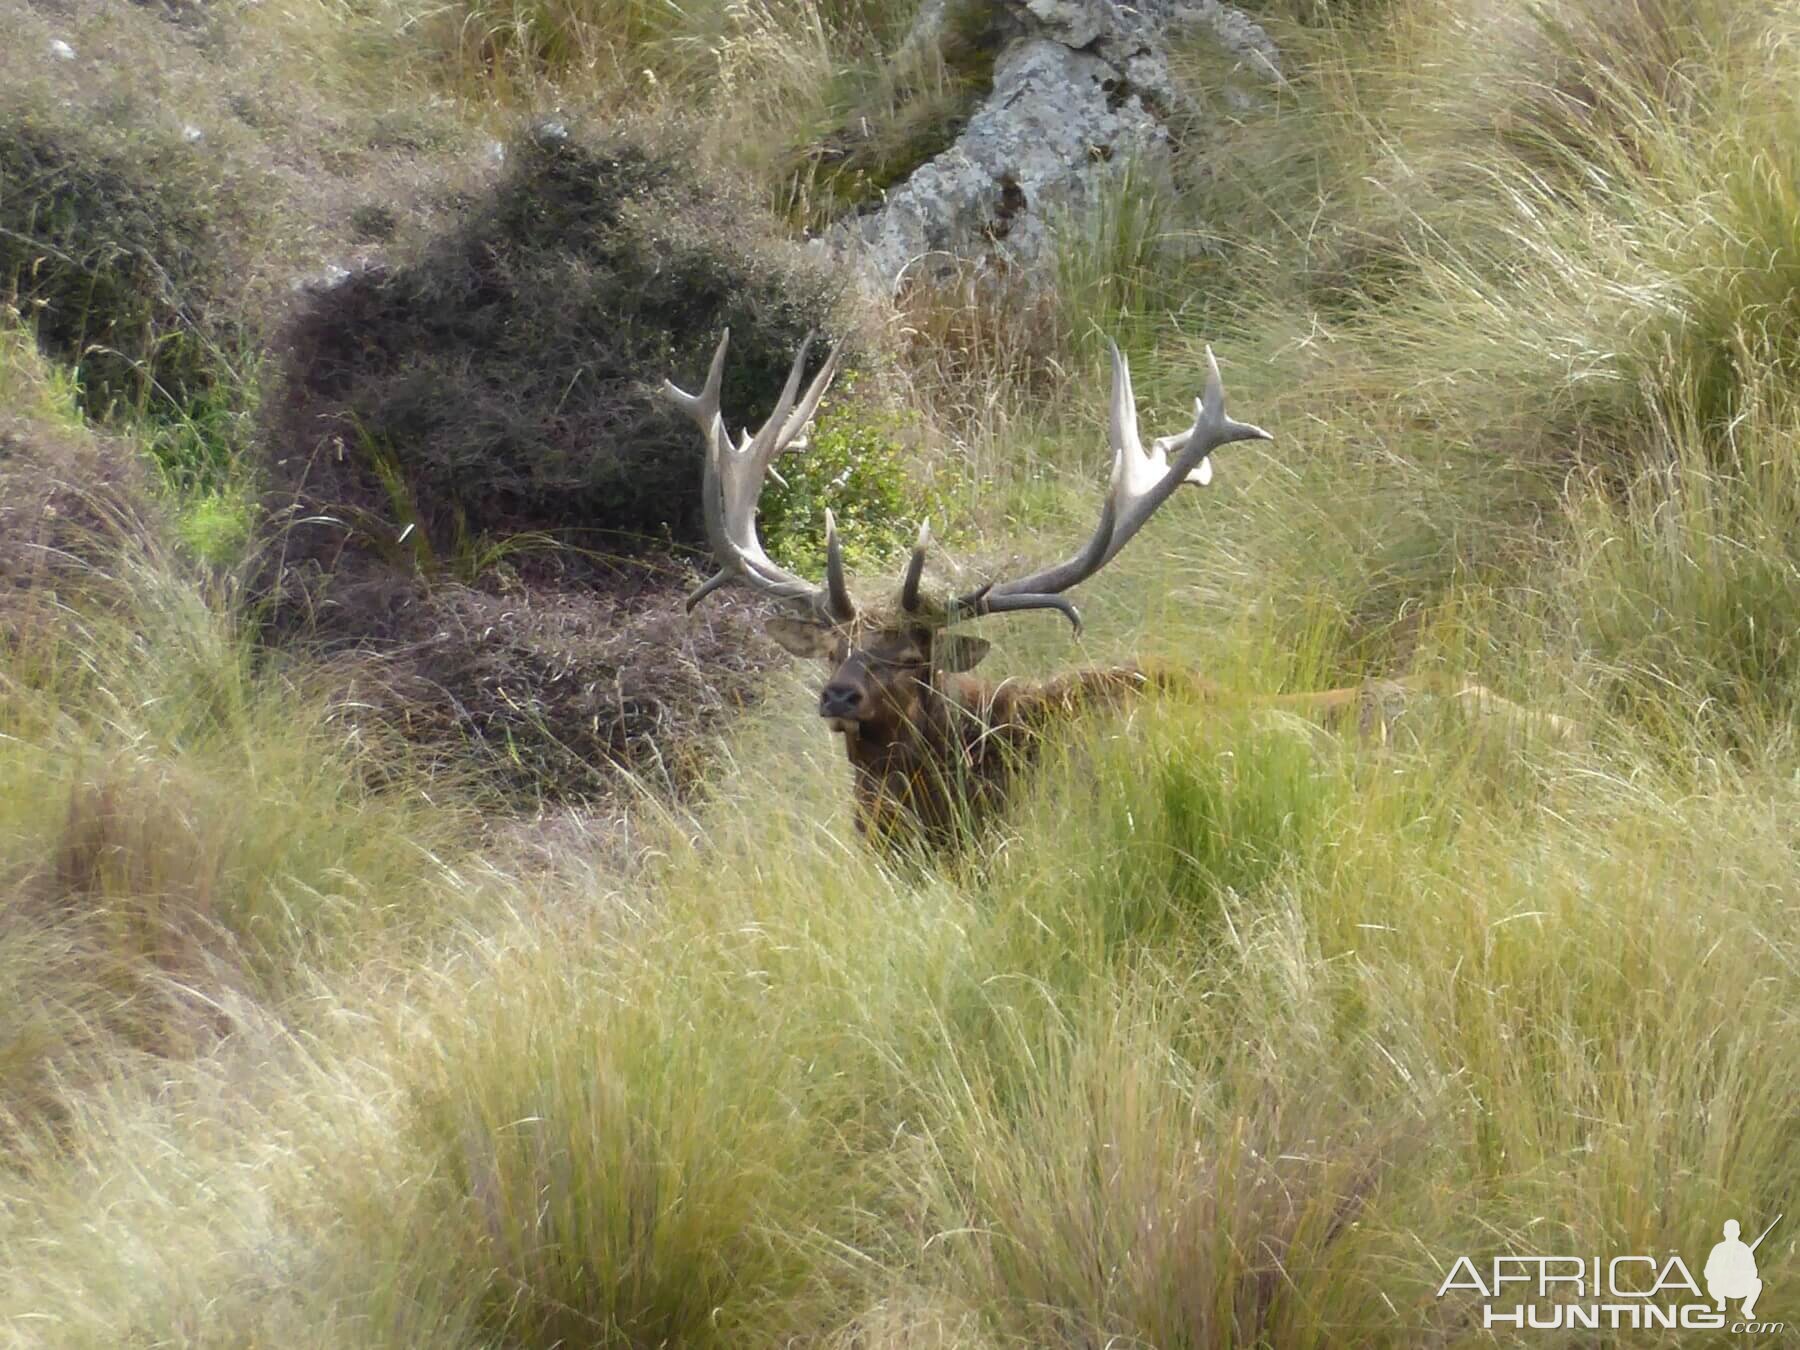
[755, 379, 928, 575]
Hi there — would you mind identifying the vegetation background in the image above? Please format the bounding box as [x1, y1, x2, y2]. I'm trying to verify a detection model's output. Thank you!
[0, 0, 1795, 1344]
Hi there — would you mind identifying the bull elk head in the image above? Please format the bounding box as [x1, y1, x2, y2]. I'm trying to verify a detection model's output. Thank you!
[665, 331, 1272, 846]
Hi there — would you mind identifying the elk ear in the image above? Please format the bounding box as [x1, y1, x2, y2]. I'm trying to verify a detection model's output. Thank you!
[764, 617, 839, 662]
[934, 633, 992, 673]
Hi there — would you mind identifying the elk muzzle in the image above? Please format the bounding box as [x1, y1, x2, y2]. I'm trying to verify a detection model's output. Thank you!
[819, 679, 866, 730]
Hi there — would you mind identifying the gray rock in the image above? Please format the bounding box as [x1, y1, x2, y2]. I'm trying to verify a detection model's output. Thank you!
[1169, 0, 1284, 82]
[821, 0, 1278, 294]
[829, 38, 1169, 293]
[290, 263, 355, 295]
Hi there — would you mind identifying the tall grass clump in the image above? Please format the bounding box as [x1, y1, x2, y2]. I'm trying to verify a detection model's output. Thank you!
[1139, 0, 1794, 430]
[903, 998, 1403, 1347]
[0, 557, 481, 1137]
[431, 0, 902, 93]
[1054, 157, 1179, 362]
[421, 0, 923, 169]
[1556, 371, 1800, 750]
[773, 13, 1000, 233]
[1350, 4, 1800, 737]
[913, 698, 1793, 1344]
[2, 629, 1792, 1343]
[0, 0, 1795, 1342]
[1371, 18, 1800, 466]
[396, 939, 856, 1343]
[1, 322, 482, 1140]
[412, 0, 1003, 247]
[371, 761, 974, 1343]
[1062, 0, 1800, 729]
[988, 700, 1351, 966]
[2, 523, 1794, 1344]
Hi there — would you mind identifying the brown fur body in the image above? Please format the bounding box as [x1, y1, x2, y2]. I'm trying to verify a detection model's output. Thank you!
[766, 616, 1580, 850]
[838, 665, 1161, 850]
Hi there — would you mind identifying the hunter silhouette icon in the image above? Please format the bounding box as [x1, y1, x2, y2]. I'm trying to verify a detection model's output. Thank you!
[1705, 1216, 1779, 1319]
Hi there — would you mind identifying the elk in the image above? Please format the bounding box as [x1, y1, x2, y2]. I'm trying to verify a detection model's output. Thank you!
[666, 332, 1575, 849]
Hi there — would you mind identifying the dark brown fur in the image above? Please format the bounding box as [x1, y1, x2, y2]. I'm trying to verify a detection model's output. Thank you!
[766, 617, 1580, 850]
[842, 659, 1163, 851]
[766, 619, 1148, 847]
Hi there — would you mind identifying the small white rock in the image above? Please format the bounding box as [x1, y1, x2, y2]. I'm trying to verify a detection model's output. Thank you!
[290, 263, 354, 294]
[49, 39, 76, 60]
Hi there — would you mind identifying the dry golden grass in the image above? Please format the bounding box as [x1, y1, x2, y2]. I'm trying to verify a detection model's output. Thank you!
[1, 1, 1797, 1345]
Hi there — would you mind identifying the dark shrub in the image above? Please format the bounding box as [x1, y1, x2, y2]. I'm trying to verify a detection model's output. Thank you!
[266, 124, 854, 572]
[0, 105, 249, 442]
[314, 563, 781, 801]
[258, 124, 881, 801]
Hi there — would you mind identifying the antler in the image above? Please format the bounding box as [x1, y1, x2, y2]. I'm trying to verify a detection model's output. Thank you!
[664, 329, 855, 624]
[671, 334, 1269, 635]
[952, 342, 1271, 633]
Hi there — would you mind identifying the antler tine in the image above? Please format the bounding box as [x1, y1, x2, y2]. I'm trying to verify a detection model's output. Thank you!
[1105, 344, 1267, 561]
[952, 341, 1269, 633]
[666, 331, 856, 623]
[771, 341, 844, 466]
[662, 327, 730, 430]
[747, 332, 819, 474]
[899, 519, 931, 613]
[824, 509, 855, 620]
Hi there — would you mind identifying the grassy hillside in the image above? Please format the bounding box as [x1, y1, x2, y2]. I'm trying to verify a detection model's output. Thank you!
[1, 0, 1795, 1345]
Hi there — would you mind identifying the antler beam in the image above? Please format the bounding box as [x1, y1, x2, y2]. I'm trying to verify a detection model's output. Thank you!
[952, 342, 1271, 633]
[671, 334, 1271, 639]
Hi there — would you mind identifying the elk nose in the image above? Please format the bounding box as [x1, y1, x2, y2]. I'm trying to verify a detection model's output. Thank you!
[819, 682, 864, 719]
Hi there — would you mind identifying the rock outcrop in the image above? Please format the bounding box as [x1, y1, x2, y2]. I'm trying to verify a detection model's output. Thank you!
[823, 0, 1280, 293]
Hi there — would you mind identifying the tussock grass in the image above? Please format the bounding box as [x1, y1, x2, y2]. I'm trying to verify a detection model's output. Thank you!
[195, 685, 1782, 1345]
[0, 333, 484, 1144]
[1015, 0, 1800, 730]
[412, 0, 937, 210]
[0, 556, 483, 1136]
[2, 0, 1798, 1344]
[1557, 369, 1800, 749]
[2, 648, 1794, 1342]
